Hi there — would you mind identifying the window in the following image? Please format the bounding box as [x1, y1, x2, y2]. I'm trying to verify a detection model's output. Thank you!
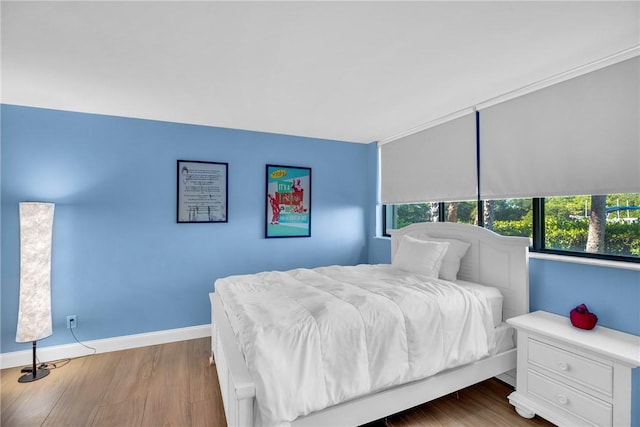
[384, 203, 439, 231]
[442, 201, 478, 225]
[384, 201, 476, 230]
[482, 199, 532, 238]
[384, 194, 639, 262]
[385, 199, 531, 238]
[537, 194, 639, 259]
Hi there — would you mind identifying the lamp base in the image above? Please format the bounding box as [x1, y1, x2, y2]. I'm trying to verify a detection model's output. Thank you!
[21, 363, 47, 373]
[18, 367, 50, 383]
[17, 340, 50, 383]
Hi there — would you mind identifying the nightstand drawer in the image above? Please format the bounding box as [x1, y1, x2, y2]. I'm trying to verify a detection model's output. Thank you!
[528, 369, 612, 427]
[529, 338, 612, 396]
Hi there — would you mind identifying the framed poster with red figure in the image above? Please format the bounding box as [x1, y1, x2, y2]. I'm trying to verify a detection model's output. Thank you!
[266, 164, 311, 238]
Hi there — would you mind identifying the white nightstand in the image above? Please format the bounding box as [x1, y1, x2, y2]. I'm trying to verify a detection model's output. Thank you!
[507, 311, 640, 427]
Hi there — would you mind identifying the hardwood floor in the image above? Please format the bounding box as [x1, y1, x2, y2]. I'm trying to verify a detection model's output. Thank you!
[1, 338, 554, 426]
[366, 377, 554, 427]
[1, 338, 225, 427]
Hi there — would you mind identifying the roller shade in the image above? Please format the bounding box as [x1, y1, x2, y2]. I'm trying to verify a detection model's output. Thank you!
[480, 56, 640, 199]
[380, 112, 477, 204]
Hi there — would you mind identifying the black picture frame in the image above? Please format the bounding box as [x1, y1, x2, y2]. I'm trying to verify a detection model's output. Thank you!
[266, 164, 311, 238]
[177, 160, 228, 223]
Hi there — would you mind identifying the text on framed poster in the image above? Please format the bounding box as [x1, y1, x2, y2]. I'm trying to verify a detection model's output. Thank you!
[177, 160, 228, 223]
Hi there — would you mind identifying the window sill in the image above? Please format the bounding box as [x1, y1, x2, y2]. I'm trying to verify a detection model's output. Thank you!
[529, 252, 640, 272]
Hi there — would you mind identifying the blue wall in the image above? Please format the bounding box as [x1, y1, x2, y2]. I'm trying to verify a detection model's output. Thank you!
[529, 259, 640, 336]
[1, 105, 374, 353]
[530, 258, 640, 427]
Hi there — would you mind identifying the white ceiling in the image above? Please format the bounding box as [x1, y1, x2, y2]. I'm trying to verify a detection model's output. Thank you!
[2, 1, 639, 144]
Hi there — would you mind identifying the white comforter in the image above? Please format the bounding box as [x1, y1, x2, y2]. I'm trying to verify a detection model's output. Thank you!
[215, 264, 495, 426]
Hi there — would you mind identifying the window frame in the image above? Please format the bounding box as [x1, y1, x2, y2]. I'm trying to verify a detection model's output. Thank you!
[383, 198, 639, 264]
[532, 197, 639, 264]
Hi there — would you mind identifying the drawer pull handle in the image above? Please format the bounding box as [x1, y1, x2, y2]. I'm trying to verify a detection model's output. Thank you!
[558, 361, 569, 371]
[556, 394, 569, 405]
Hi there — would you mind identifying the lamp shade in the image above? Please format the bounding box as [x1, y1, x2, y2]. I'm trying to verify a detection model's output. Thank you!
[16, 202, 54, 343]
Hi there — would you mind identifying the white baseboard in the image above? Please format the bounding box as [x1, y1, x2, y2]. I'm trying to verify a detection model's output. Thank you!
[0, 324, 211, 369]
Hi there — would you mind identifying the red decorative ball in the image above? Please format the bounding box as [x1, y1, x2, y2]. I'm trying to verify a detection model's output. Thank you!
[570, 304, 598, 330]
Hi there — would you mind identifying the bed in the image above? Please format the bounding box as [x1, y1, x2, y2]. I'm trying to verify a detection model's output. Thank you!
[209, 222, 530, 426]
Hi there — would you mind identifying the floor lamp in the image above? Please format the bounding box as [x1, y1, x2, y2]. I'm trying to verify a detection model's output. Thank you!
[16, 202, 55, 383]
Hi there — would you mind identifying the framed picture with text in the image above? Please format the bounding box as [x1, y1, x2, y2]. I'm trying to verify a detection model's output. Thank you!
[266, 164, 311, 238]
[177, 160, 228, 223]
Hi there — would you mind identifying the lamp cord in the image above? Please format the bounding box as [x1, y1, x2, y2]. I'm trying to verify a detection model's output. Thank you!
[35, 358, 70, 370]
[31, 327, 97, 371]
[70, 327, 97, 355]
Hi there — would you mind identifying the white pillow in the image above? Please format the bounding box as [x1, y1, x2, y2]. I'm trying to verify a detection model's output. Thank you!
[421, 235, 471, 281]
[393, 235, 449, 278]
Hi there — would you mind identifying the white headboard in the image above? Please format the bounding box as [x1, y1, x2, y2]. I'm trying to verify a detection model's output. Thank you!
[388, 222, 530, 321]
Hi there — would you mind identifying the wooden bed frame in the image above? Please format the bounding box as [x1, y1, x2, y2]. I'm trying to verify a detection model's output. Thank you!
[209, 222, 530, 426]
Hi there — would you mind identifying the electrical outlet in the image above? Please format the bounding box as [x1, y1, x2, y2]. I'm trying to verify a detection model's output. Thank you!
[66, 315, 77, 329]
